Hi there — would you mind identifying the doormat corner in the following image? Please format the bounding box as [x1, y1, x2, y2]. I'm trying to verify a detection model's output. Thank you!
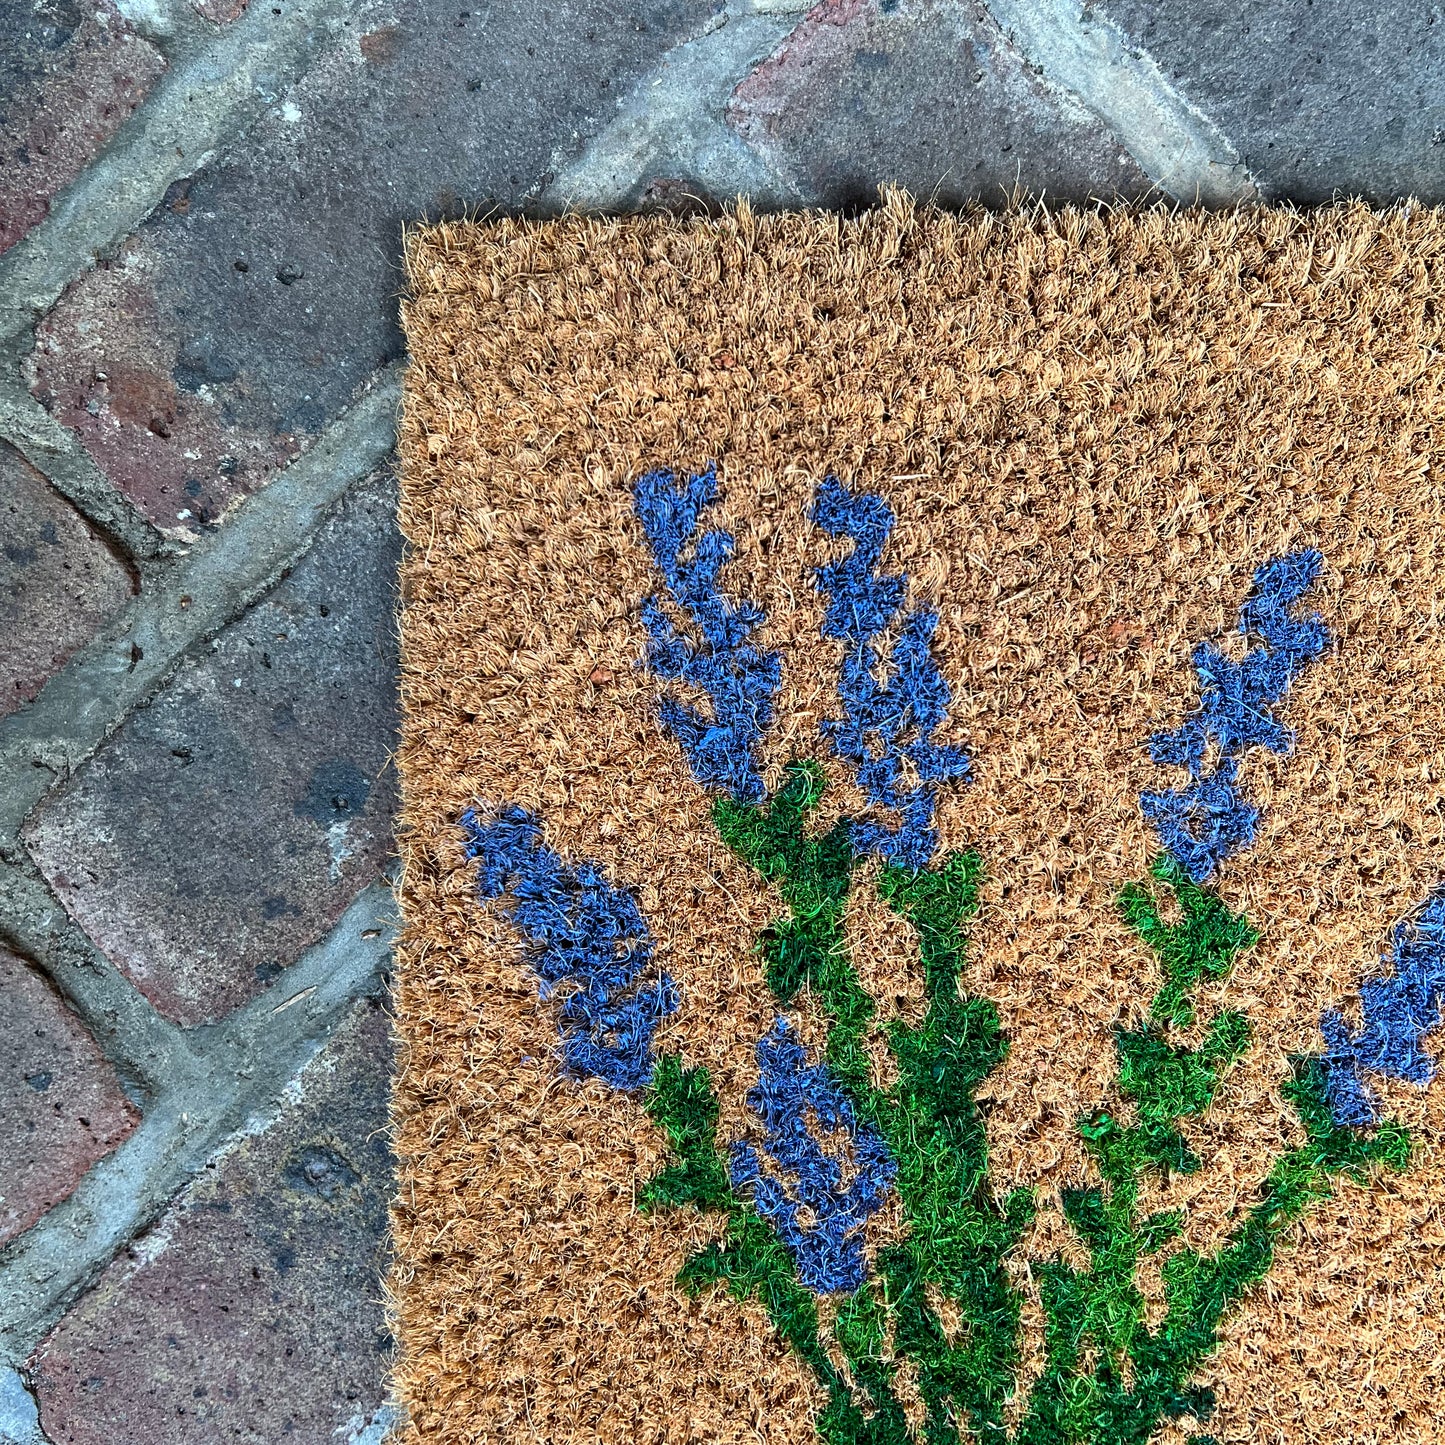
[389, 196, 1445, 1445]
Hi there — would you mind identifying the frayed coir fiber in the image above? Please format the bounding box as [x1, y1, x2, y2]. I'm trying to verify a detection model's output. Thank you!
[392, 195, 1445, 1445]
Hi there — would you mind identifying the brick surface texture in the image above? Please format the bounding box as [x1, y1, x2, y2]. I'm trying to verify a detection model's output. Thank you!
[1099, 0, 1445, 204]
[0, 945, 136, 1245]
[0, 439, 134, 717]
[0, 0, 165, 255]
[28, 0, 717, 536]
[730, 0, 1149, 207]
[25, 472, 400, 1026]
[30, 997, 393, 1444]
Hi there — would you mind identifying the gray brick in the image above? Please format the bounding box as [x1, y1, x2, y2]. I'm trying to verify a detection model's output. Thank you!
[1096, 0, 1445, 204]
[30, 997, 393, 1445]
[25, 471, 399, 1027]
[0, 439, 135, 718]
[28, 0, 718, 535]
[728, 0, 1149, 210]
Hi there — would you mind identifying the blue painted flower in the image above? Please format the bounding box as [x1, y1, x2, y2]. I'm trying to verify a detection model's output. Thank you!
[634, 464, 782, 804]
[1323, 891, 1445, 1126]
[729, 1018, 896, 1294]
[812, 475, 971, 870]
[1141, 549, 1330, 882]
[461, 804, 677, 1091]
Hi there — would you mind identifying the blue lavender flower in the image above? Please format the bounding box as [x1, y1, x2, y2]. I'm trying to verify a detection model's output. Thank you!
[1322, 891, 1445, 1126]
[1141, 550, 1330, 882]
[461, 804, 677, 1091]
[634, 464, 782, 804]
[812, 475, 971, 870]
[729, 1018, 895, 1294]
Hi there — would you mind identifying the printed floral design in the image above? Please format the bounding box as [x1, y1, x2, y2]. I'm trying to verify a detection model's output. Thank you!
[464, 467, 1429, 1445]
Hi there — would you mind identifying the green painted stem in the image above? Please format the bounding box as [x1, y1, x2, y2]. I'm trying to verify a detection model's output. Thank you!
[642, 771, 1411, 1445]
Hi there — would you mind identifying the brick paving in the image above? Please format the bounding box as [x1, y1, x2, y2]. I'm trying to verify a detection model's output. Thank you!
[30, 997, 393, 1445]
[0, 946, 136, 1246]
[729, 0, 1151, 208]
[0, 443, 133, 717]
[0, 0, 165, 256]
[26, 471, 400, 1025]
[0, 1, 1441, 1440]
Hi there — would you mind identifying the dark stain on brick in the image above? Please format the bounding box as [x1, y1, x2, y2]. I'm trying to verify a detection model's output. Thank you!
[172, 341, 240, 392]
[284, 1142, 361, 1202]
[282, 396, 327, 433]
[295, 758, 372, 826]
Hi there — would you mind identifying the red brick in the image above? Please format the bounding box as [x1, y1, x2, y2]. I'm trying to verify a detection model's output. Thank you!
[0, 441, 135, 718]
[0, 0, 165, 256]
[0, 946, 137, 1245]
[31, 999, 392, 1445]
[31, 254, 300, 536]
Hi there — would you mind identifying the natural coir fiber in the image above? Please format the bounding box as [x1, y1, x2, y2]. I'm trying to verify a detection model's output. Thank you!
[390, 195, 1445, 1445]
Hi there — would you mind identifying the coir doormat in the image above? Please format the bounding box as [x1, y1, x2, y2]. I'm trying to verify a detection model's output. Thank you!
[390, 196, 1445, 1445]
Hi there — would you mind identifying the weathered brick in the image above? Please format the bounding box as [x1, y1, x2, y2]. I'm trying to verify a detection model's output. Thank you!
[30, 997, 393, 1444]
[0, 0, 165, 255]
[728, 0, 1148, 209]
[0, 440, 135, 718]
[0, 945, 137, 1246]
[1096, 0, 1445, 205]
[25, 472, 399, 1026]
[29, 0, 718, 535]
